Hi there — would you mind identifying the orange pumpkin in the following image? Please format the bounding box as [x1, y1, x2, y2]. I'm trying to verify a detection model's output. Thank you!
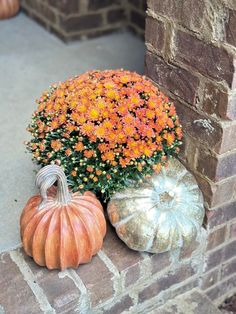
[0, 0, 20, 19]
[20, 165, 106, 270]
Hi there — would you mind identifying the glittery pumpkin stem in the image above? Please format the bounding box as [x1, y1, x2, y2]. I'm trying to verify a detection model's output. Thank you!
[36, 165, 72, 207]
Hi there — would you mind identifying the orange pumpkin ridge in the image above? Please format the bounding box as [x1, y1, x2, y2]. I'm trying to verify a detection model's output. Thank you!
[20, 165, 106, 270]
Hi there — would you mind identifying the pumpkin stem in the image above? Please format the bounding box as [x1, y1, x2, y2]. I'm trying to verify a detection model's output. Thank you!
[36, 165, 72, 207]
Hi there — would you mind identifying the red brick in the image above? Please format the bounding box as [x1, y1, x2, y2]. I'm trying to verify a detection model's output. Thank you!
[222, 257, 236, 278]
[202, 81, 236, 121]
[197, 149, 236, 182]
[147, 0, 205, 33]
[177, 135, 198, 169]
[60, 14, 103, 33]
[200, 268, 219, 290]
[225, 9, 236, 47]
[150, 251, 171, 274]
[171, 278, 198, 299]
[0, 252, 43, 314]
[24, 0, 57, 23]
[224, 240, 236, 261]
[180, 239, 200, 259]
[206, 201, 236, 228]
[107, 9, 126, 24]
[89, 0, 121, 10]
[102, 224, 143, 272]
[221, 123, 236, 153]
[146, 53, 200, 104]
[125, 263, 140, 287]
[102, 295, 134, 314]
[75, 255, 114, 307]
[175, 30, 235, 86]
[227, 93, 236, 120]
[194, 174, 213, 206]
[145, 17, 165, 54]
[230, 222, 236, 238]
[130, 10, 145, 29]
[209, 177, 236, 207]
[48, 0, 79, 14]
[138, 264, 195, 302]
[206, 274, 236, 300]
[205, 246, 224, 271]
[22, 251, 81, 313]
[202, 82, 229, 120]
[174, 101, 223, 153]
[207, 226, 227, 251]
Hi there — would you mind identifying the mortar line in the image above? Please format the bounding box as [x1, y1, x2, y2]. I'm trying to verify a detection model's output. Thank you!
[97, 250, 120, 277]
[9, 250, 55, 314]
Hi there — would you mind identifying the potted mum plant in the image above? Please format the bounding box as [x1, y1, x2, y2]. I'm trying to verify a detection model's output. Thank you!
[26, 69, 182, 202]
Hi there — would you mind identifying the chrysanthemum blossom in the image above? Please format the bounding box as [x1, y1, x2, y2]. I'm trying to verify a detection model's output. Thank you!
[26, 69, 182, 200]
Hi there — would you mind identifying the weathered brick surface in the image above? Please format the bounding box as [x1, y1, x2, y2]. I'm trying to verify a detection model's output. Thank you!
[150, 251, 171, 274]
[180, 239, 201, 260]
[22, 252, 81, 313]
[205, 246, 224, 271]
[145, 18, 165, 54]
[130, 10, 146, 29]
[23, 0, 57, 24]
[60, 14, 103, 32]
[224, 240, 236, 261]
[170, 278, 198, 299]
[147, 0, 205, 34]
[221, 257, 236, 278]
[102, 295, 134, 314]
[107, 9, 126, 24]
[208, 176, 236, 207]
[225, 9, 236, 47]
[146, 52, 199, 104]
[230, 221, 236, 238]
[202, 82, 229, 120]
[221, 124, 236, 153]
[75, 254, 114, 307]
[138, 264, 196, 302]
[102, 224, 143, 272]
[206, 274, 236, 301]
[205, 240, 236, 271]
[200, 268, 219, 290]
[0, 252, 43, 314]
[48, 0, 79, 14]
[206, 201, 236, 228]
[88, 0, 121, 10]
[207, 226, 227, 251]
[197, 149, 236, 182]
[174, 101, 223, 153]
[175, 30, 235, 86]
[125, 262, 140, 287]
[177, 135, 198, 169]
[22, 0, 146, 41]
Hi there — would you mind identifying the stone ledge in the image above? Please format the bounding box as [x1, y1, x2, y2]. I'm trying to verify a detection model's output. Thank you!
[0, 223, 206, 313]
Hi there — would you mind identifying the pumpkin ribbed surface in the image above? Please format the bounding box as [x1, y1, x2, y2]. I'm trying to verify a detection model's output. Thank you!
[107, 158, 204, 253]
[0, 0, 19, 19]
[20, 166, 106, 270]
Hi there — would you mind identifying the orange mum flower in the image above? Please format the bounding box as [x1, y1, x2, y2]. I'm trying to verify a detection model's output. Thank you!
[51, 140, 62, 151]
[75, 142, 84, 152]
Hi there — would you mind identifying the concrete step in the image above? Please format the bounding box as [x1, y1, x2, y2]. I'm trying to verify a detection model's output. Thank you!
[150, 289, 222, 314]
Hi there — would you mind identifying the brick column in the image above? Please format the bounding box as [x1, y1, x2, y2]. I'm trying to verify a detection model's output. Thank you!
[145, 0, 236, 304]
[21, 0, 146, 41]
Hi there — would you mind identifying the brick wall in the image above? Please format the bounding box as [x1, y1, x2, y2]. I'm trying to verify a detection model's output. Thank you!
[20, 0, 146, 42]
[145, 0, 236, 305]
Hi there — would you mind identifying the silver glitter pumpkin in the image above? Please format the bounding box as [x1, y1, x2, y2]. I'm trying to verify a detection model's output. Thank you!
[107, 158, 204, 253]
